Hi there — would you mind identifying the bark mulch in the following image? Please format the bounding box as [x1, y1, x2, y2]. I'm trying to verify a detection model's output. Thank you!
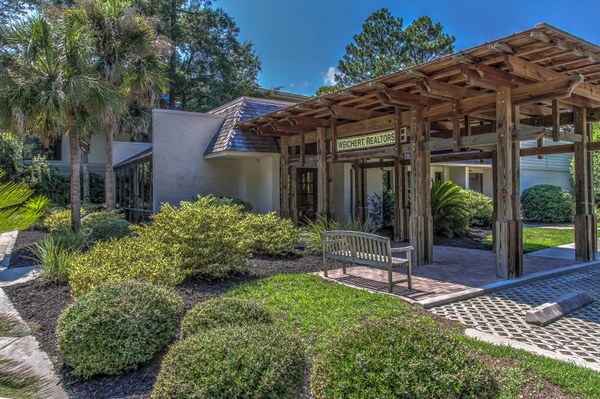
[8, 229, 49, 268]
[3, 251, 323, 399]
[433, 227, 492, 251]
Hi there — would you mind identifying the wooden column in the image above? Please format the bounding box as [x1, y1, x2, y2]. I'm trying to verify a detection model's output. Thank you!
[280, 136, 290, 219]
[317, 127, 328, 215]
[574, 107, 597, 261]
[290, 166, 298, 224]
[327, 162, 335, 219]
[494, 86, 523, 279]
[353, 161, 366, 222]
[409, 108, 433, 265]
[393, 159, 408, 241]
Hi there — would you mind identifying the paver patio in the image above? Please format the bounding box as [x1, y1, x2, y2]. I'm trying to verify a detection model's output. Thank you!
[430, 267, 600, 365]
[319, 245, 581, 303]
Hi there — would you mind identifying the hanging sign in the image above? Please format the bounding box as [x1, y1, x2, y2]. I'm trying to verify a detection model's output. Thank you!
[336, 130, 395, 152]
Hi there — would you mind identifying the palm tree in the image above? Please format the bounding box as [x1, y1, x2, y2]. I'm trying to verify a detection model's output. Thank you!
[72, 0, 167, 209]
[0, 12, 118, 229]
[0, 170, 49, 234]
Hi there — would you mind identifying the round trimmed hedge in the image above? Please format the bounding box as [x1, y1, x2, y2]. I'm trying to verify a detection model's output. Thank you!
[311, 318, 499, 399]
[152, 325, 308, 399]
[521, 184, 575, 223]
[57, 281, 184, 378]
[181, 298, 272, 338]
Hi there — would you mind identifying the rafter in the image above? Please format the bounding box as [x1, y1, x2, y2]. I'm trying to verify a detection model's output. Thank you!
[419, 78, 480, 100]
[287, 115, 330, 128]
[330, 104, 388, 120]
[376, 89, 436, 108]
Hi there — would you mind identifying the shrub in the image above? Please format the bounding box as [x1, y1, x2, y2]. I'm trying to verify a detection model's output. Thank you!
[29, 237, 73, 284]
[302, 214, 375, 255]
[240, 212, 298, 256]
[82, 210, 130, 243]
[68, 233, 185, 297]
[42, 208, 88, 232]
[464, 190, 493, 227]
[312, 318, 499, 399]
[521, 184, 575, 223]
[181, 298, 272, 338]
[215, 196, 253, 213]
[368, 188, 395, 228]
[148, 196, 250, 279]
[52, 228, 90, 251]
[57, 281, 184, 378]
[431, 181, 469, 238]
[152, 325, 307, 399]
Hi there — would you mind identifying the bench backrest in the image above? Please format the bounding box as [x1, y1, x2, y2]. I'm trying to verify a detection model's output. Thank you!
[322, 230, 392, 268]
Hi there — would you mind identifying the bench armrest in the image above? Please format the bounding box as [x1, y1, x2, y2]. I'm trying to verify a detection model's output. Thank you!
[391, 246, 414, 253]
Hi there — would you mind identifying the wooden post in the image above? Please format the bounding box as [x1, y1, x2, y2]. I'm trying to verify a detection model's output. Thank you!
[512, 106, 523, 277]
[317, 127, 328, 215]
[280, 136, 290, 219]
[393, 160, 408, 241]
[494, 86, 523, 279]
[327, 162, 335, 219]
[353, 161, 363, 221]
[574, 107, 597, 261]
[290, 166, 298, 224]
[409, 108, 433, 265]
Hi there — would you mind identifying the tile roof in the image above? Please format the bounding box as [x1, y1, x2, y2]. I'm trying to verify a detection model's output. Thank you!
[204, 97, 294, 155]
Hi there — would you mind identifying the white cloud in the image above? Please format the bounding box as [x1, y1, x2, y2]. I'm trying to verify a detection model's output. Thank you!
[322, 66, 338, 86]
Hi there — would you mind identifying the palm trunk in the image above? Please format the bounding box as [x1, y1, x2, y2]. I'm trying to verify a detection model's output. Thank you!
[80, 135, 90, 203]
[68, 116, 81, 231]
[104, 114, 117, 209]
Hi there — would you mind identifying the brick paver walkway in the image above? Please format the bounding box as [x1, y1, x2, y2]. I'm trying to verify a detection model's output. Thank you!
[320, 245, 579, 302]
[430, 267, 600, 365]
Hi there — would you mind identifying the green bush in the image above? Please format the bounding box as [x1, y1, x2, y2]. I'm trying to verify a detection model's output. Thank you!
[181, 298, 272, 338]
[52, 228, 90, 251]
[68, 233, 185, 297]
[521, 184, 575, 223]
[311, 318, 498, 399]
[57, 281, 184, 378]
[240, 212, 298, 256]
[152, 325, 307, 399]
[215, 196, 253, 213]
[42, 208, 88, 232]
[431, 181, 469, 238]
[302, 214, 375, 255]
[29, 237, 73, 284]
[148, 196, 250, 279]
[464, 190, 493, 227]
[82, 210, 130, 243]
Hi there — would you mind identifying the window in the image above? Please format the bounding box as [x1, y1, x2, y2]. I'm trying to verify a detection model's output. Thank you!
[22, 135, 62, 160]
[296, 168, 318, 222]
[115, 159, 152, 223]
[434, 171, 444, 183]
[382, 170, 392, 191]
[469, 172, 483, 193]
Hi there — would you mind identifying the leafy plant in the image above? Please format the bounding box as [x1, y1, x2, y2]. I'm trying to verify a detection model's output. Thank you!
[152, 325, 307, 399]
[57, 281, 184, 378]
[464, 190, 493, 227]
[181, 298, 272, 338]
[301, 214, 375, 255]
[0, 170, 50, 234]
[29, 237, 74, 284]
[68, 234, 185, 297]
[312, 318, 499, 399]
[240, 212, 298, 256]
[521, 184, 574, 223]
[216, 196, 253, 213]
[42, 208, 89, 233]
[368, 188, 395, 228]
[431, 180, 469, 238]
[147, 196, 250, 279]
[52, 228, 90, 251]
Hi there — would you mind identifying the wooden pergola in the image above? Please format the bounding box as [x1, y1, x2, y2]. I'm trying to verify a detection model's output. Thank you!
[238, 23, 600, 279]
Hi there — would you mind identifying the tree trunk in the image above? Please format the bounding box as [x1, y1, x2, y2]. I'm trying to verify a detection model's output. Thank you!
[104, 114, 117, 209]
[68, 117, 81, 231]
[80, 135, 90, 203]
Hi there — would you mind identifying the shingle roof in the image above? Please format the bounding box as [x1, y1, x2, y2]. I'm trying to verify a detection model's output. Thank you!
[204, 97, 295, 155]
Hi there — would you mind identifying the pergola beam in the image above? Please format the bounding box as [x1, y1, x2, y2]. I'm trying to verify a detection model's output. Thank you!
[330, 104, 388, 120]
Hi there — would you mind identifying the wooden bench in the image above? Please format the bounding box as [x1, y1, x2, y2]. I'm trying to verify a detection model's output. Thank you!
[321, 230, 413, 293]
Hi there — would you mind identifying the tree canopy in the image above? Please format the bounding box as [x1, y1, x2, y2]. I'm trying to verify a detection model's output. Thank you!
[317, 9, 455, 94]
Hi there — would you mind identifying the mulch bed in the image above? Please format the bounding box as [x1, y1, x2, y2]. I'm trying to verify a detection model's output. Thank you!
[8, 229, 49, 268]
[433, 227, 492, 251]
[4, 250, 324, 399]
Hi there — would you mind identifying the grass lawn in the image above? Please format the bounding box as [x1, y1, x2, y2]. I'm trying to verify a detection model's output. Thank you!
[229, 274, 600, 398]
[483, 227, 575, 253]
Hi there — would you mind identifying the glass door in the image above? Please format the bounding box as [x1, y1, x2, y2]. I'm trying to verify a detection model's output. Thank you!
[297, 168, 318, 222]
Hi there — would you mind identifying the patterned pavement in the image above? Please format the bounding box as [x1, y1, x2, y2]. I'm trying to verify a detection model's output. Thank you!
[430, 267, 600, 364]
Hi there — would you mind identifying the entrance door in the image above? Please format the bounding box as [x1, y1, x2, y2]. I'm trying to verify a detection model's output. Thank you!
[297, 168, 318, 223]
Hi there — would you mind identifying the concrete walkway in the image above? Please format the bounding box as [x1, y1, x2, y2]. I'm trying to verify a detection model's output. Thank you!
[0, 231, 68, 398]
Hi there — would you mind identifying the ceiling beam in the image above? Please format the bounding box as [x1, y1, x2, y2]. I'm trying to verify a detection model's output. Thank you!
[419, 78, 480, 100]
[287, 115, 330, 128]
[376, 88, 436, 108]
[330, 104, 388, 120]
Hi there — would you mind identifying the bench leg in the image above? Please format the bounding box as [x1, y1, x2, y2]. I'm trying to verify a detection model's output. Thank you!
[407, 253, 412, 289]
[342, 263, 347, 274]
[323, 255, 328, 277]
[388, 264, 393, 293]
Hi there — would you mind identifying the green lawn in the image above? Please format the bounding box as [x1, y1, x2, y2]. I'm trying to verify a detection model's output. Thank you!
[483, 227, 575, 253]
[229, 274, 600, 398]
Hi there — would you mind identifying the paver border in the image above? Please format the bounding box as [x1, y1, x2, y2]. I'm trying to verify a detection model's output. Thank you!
[418, 259, 600, 309]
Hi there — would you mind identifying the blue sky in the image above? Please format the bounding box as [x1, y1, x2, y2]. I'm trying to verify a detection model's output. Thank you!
[217, 0, 600, 96]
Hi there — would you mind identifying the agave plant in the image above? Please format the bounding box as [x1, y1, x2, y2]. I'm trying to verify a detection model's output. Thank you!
[430, 180, 469, 238]
[0, 170, 50, 234]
